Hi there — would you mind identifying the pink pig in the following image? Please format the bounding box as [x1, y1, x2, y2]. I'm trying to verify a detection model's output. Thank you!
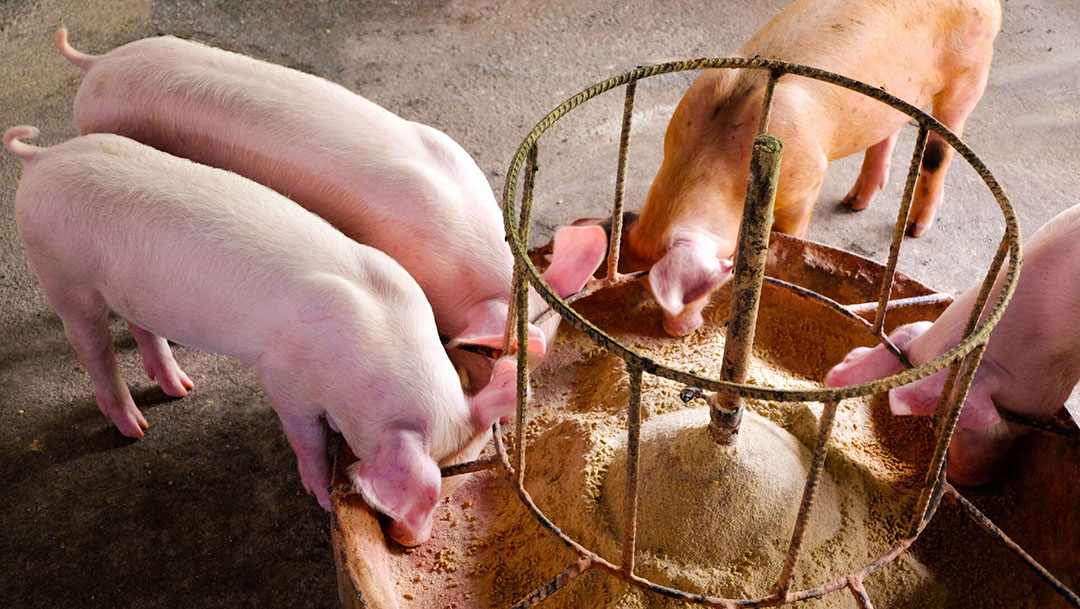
[57, 29, 607, 385]
[826, 204, 1080, 486]
[621, 0, 1002, 336]
[5, 126, 517, 546]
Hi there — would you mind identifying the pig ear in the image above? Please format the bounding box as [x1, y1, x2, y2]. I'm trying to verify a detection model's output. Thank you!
[824, 321, 933, 387]
[449, 300, 547, 356]
[647, 241, 733, 317]
[470, 357, 519, 431]
[349, 429, 441, 546]
[541, 225, 607, 298]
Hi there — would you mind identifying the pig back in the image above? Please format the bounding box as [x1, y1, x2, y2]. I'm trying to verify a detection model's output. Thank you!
[73, 35, 514, 333]
[14, 133, 425, 362]
[737, 0, 1001, 159]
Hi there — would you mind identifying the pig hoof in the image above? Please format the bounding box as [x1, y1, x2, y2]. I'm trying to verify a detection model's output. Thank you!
[841, 193, 869, 211]
[113, 409, 149, 438]
[146, 362, 195, 398]
[905, 222, 930, 238]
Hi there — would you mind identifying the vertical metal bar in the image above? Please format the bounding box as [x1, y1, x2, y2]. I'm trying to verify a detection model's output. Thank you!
[515, 255, 531, 487]
[873, 124, 929, 337]
[503, 145, 538, 357]
[932, 238, 1012, 424]
[507, 143, 538, 481]
[757, 68, 781, 135]
[776, 400, 840, 595]
[710, 134, 783, 444]
[606, 81, 637, 283]
[907, 342, 987, 537]
[622, 363, 644, 576]
[519, 144, 539, 248]
[909, 233, 1011, 535]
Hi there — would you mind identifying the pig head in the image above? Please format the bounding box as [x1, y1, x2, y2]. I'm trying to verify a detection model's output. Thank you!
[345, 357, 518, 546]
[826, 204, 1080, 485]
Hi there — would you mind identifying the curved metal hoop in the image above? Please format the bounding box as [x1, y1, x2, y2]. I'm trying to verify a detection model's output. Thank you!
[489, 57, 1075, 609]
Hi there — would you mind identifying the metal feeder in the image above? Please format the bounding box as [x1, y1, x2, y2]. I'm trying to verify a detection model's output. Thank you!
[331, 58, 1080, 609]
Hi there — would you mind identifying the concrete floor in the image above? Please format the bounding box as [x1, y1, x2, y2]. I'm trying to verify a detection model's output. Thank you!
[1, 1, 1077, 607]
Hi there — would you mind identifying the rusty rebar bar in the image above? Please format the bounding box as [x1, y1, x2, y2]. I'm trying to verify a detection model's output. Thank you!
[998, 407, 1080, 437]
[519, 144, 539, 248]
[908, 343, 987, 538]
[846, 293, 952, 317]
[622, 363, 644, 576]
[503, 145, 539, 358]
[711, 133, 783, 444]
[509, 558, 594, 609]
[776, 400, 840, 595]
[945, 484, 1080, 607]
[606, 81, 637, 283]
[847, 576, 875, 609]
[515, 257, 532, 488]
[440, 455, 500, 478]
[758, 69, 781, 135]
[872, 124, 929, 336]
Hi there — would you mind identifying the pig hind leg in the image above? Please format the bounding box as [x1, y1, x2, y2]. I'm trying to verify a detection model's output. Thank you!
[772, 159, 827, 238]
[46, 283, 149, 438]
[129, 322, 194, 398]
[842, 129, 900, 211]
[907, 72, 991, 237]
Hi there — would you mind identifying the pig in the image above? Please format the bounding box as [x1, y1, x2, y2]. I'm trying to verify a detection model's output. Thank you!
[5, 126, 518, 546]
[56, 29, 607, 388]
[620, 0, 1002, 336]
[825, 203, 1080, 486]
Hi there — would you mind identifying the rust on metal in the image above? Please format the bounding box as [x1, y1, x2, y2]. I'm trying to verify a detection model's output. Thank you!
[711, 133, 783, 444]
[509, 558, 594, 609]
[440, 455, 500, 478]
[908, 343, 987, 538]
[846, 292, 953, 317]
[846, 575, 875, 609]
[622, 363, 644, 575]
[872, 124, 929, 337]
[997, 407, 1080, 438]
[757, 68, 782, 135]
[606, 81, 637, 283]
[776, 400, 840, 595]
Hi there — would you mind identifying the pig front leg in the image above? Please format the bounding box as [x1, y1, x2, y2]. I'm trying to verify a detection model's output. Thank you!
[256, 363, 332, 510]
[907, 72, 991, 237]
[128, 322, 194, 398]
[44, 283, 149, 437]
[842, 129, 900, 211]
[278, 412, 333, 511]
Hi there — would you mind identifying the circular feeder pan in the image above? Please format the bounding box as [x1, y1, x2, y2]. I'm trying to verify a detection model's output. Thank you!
[329, 235, 1077, 608]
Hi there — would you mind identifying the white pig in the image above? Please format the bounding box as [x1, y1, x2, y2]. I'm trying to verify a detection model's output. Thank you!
[825, 204, 1080, 486]
[57, 29, 607, 385]
[5, 126, 517, 546]
[622, 0, 1002, 336]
